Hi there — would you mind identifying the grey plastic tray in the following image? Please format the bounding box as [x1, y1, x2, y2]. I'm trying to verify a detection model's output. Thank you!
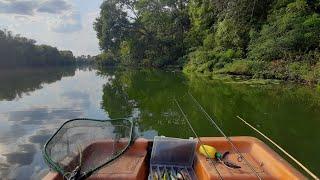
[148, 136, 197, 180]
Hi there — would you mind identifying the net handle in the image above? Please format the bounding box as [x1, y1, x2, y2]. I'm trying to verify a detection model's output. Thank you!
[42, 118, 134, 177]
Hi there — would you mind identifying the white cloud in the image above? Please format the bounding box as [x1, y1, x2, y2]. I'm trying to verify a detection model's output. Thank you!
[0, 0, 72, 15]
[0, 0, 82, 33]
[0, 0, 102, 56]
[0, 0, 37, 15]
[48, 11, 82, 33]
[37, 0, 71, 14]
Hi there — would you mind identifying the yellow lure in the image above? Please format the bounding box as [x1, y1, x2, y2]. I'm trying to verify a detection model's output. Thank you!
[199, 145, 217, 158]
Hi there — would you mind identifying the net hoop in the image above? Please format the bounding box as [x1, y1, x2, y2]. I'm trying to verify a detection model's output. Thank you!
[42, 118, 134, 179]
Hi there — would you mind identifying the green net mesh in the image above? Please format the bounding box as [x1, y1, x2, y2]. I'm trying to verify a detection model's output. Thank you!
[43, 118, 133, 179]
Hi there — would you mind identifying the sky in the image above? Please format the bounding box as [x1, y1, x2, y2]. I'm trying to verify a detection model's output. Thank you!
[0, 0, 103, 56]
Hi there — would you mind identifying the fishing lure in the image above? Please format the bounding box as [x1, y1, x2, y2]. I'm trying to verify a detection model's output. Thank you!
[151, 169, 159, 180]
[176, 170, 184, 180]
[162, 168, 169, 180]
[199, 144, 217, 158]
[169, 169, 177, 180]
[223, 161, 241, 169]
[216, 151, 241, 169]
[179, 169, 191, 180]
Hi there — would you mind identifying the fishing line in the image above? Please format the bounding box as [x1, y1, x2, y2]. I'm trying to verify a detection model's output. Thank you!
[187, 92, 262, 180]
[237, 115, 319, 180]
[174, 99, 223, 180]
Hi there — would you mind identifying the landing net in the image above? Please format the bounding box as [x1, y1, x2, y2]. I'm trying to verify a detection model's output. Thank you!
[43, 118, 133, 180]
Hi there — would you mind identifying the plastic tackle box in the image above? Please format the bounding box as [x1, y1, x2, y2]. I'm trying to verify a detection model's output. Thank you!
[148, 136, 197, 180]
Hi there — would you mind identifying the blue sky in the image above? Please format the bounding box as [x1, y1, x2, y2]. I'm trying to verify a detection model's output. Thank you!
[0, 0, 103, 56]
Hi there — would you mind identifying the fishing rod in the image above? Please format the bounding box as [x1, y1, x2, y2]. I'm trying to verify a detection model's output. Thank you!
[174, 99, 223, 180]
[187, 92, 262, 180]
[237, 115, 319, 180]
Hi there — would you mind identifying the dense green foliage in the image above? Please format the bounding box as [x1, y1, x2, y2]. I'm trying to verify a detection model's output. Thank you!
[94, 0, 189, 67]
[184, 0, 320, 83]
[94, 0, 320, 83]
[0, 29, 76, 68]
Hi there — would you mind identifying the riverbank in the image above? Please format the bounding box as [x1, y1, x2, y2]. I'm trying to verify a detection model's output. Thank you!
[183, 60, 320, 85]
[96, 61, 320, 87]
[93, 0, 320, 86]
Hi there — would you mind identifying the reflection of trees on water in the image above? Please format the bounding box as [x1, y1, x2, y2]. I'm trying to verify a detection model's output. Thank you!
[187, 75, 320, 137]
[187, 75, 320, 173]
[99, 68, 193, 138]
[0, 66, 76, 100]
[100, 69, 133, 119]
[99, 68, 320, 172]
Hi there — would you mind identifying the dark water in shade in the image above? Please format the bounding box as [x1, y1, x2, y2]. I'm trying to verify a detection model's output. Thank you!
[0, 67, 319, 179]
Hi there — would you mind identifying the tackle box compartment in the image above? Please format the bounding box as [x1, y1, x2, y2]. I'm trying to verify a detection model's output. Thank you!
[148, 136, 197, 180]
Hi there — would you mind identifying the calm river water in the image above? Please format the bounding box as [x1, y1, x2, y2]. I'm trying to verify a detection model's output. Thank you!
[0, 67, 319, 179]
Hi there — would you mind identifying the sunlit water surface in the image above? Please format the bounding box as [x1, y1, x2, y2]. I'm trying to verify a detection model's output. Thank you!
[0, 67, 319, 179]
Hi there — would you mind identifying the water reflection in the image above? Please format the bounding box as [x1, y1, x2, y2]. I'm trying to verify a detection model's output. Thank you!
[4, 144, 36, 166]
[0, 67, 108, 179]
[99, 68, 193, 138]
[29, 130, 52, 147]
[98, 68, 320, 176]
[0, 67, 76, 101]
[0, 67, 319, 178]
[6, 107, 82, 125]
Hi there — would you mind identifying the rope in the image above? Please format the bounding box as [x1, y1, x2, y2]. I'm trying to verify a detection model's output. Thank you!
[237, 115, 319, 180]
[174, 99, 223, 180]
[188, 92, 262, 180]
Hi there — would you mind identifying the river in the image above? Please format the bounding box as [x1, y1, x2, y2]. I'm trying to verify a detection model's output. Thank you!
[0, 67, 319, 179]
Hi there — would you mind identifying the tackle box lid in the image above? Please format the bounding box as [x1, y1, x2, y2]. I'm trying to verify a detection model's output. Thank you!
[150, 136, 197, 167]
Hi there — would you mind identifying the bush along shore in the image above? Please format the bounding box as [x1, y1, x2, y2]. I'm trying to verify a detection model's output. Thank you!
[93, 0, 320, 84]
[184, 59, 320, 85]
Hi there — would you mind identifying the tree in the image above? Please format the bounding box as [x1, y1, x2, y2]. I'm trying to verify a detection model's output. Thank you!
[0, 29, 76, 68]
[94, 0, 132, 54]
[94, 0, 190, 67]
[248, 0, 320, 62]
[94, 0, 320, 83]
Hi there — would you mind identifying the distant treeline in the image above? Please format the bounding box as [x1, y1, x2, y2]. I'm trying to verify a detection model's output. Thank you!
[0, 29, 77, 68]
[76, 55, 96, 66]
[0, 66, 76, 100]
[94, 0, 320, 83]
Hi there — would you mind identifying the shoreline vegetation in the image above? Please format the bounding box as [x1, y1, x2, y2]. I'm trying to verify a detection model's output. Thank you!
[0, 29, 94, 68]
[93, 0, 320, 85]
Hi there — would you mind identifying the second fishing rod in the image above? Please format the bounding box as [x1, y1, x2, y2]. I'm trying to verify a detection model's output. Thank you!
[176, 92, 262, 180]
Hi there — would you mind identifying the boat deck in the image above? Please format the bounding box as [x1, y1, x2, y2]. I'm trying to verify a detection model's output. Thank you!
[43, 136, 305, 180]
